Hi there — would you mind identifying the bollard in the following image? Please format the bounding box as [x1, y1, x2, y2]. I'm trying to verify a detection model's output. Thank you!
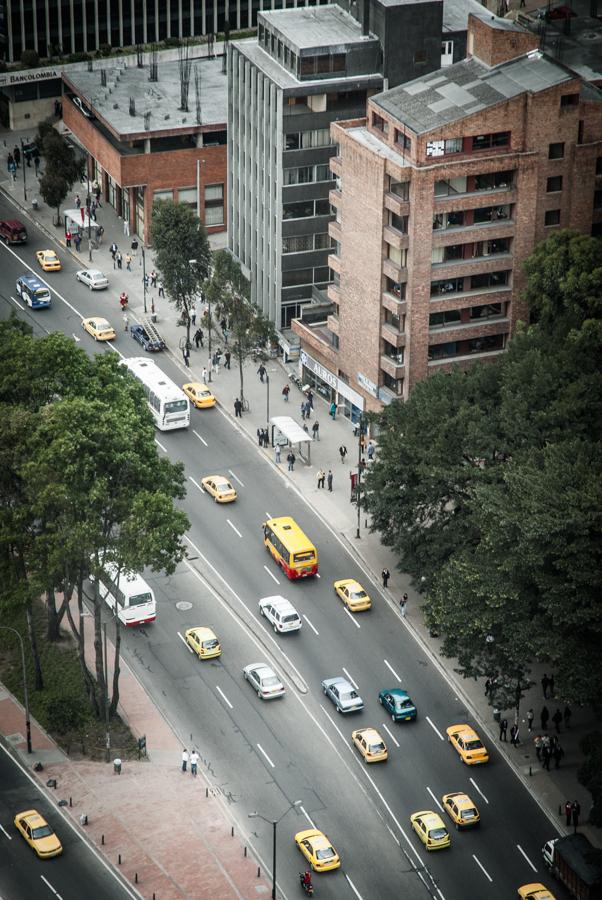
[101, 834, 105, 845]
[231, 826, 234, 837]
[69, 797, 72, 807]
[257, 867, 261, 878]
[118, 854, 122, 866]
[135, 873, 138, 884]
[559, 804, 562, 815]
[206, 787, 209, 798]
[244, 846, 247, 857]
[529, 765, 532, 776]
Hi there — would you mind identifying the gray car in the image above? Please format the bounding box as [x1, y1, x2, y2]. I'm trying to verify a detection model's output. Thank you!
[321, 676, 364, 714]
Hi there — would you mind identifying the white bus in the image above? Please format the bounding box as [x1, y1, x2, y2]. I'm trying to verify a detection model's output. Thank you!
[93, 563, 157, 627]
[121, 357, 190, 430]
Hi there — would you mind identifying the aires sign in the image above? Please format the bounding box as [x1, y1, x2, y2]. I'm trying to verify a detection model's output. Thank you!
[300, 350, 364, 409]
[356, 372, 378, 397]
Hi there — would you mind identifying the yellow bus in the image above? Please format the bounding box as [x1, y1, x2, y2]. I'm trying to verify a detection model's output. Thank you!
[262, 516, 318, 580]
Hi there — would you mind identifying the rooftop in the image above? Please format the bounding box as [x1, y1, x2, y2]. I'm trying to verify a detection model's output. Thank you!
[373, 49, 580, 134]
[515, 0, 602, 83]
[63, 55, 227, 139]
[258, 5, 376, 51]
[442, 0, 493, 33]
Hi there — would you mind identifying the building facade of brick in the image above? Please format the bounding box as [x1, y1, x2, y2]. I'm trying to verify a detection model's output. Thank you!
[293, 13, 602, 418]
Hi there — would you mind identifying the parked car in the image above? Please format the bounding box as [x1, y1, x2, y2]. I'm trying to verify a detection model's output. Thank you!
[130, 323, 165, 352]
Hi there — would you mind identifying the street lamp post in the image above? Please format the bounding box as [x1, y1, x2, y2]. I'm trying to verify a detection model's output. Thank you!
[355, 413, 367, 539]
[20, 138, 27, 202]
[248, 799, 302, 899]
[266, 373, 270, 424]
[0, 626, 32, 754]
[142, 247, 148, 314]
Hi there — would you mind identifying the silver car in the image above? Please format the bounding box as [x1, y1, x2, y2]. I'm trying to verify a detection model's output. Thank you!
[321, 676, 364, 713]
[243, 663, 285, 700]
[76, 268, 109, 290]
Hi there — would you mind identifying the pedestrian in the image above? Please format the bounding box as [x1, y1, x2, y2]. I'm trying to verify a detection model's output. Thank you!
[306, 389, 314, 409]
[552, 708, 563, 733]
[201, 367, 208, 383]
[74, 233, 81, 252]
[234, 397, 242, 418]
[542, 743, 551, 771]
[282, 384, 290, 402]
[534, 735, 542, 761]
[96, 225, 104, 244]
[300, 401, 306, 421]
[287, 451, 295, 472]
[123, 313, 129, 332]
[304, 400, 311, 420]
[400, 592, 408, 618]
[224, 350, 231, 369]
[90, 200, 97, 221]
[541, 673, 550, 699]
[190, 749, 199, 776]
[80, 206, 85, 224]
[527, 708, 534, 732]
[327, 470, 333, 492]
[213, 350, 220, 375]
[564, 705, 572, 729]
[65, 229, 72, 248]
[257, 428, 263, 447]
[119, 292, 128, 311]
[312, 420, 320, 441]
[116, 251, 123, 269]
[339, 445, 348, 464]
[123, 218, 130, 236]
[220, 317, 227, 334]
[330, 401, 337, 420]
[510, 723, 520, 746]
[553, 743, 564, 769]
[184, 347, 190, 367]
[257, 363, 266, 383]
[7, 152, 14, 169]
[572, 801, 580, 829]
[275, 445, 281, 464]
[158, 280, 165, 297]
[485, 677, 492, 697]
[95, 185, 102, 205]
[317, 468, 325, 489]
[382, 568, 390, 589]
[181, 748, 188, 772]
[367, 441, 375, 461]
[303, 423, 309, 435]
[150, 269, 157, 287]
[194, 328, 204, 349]
[540, 705, 550, 730]
[565, 800, 573, 827]
[191, 307, 196, 326]
[110, 241, 118, 261]
[34, 154, 40, 176]
[499, 717, 508, 741]
[75, 193, 81, 208]
[125, 253, 132, 271]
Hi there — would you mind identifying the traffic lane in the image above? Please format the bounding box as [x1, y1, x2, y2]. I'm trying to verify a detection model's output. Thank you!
[0, 743, 134, 900]
[114, 562, 428, 900]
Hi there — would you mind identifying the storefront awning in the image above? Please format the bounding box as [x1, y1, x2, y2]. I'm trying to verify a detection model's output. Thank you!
[270, 415, 313, 463]
[64, 208, 102, 230]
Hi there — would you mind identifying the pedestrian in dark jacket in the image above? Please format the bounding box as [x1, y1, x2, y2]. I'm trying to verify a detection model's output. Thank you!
[541, 673, 550, 699]
[327, 470, 333, 491]
[339, 445, 348, 463]
[553, 744, 565, 769]
[565, 800, 573, 827]
[13, 145, 20, 167]
[257, 364, 266, 383]
[224, 350, 231, 369]
[534, 735, 542, 761]
[312, 420, 320, 441]
[382, 568, 390, 589]
[499, 718, 508, 741]
[540, 706, 550, 730]
[572, 801, 580, 828]
[527, 708, 534, 732]
[542, 744, 551, 770]
[287, 451, 296, 471]
[552, 708, 563, 733]
[234, 398, 242, 418]
[510, 723, 520, 746]
[257, 428, 263, 447]
[194, 328, 204, 349]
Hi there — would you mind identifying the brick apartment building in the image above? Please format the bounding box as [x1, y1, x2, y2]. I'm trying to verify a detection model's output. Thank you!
[62, 55, 227, 244]
[293, 13, 602, 417]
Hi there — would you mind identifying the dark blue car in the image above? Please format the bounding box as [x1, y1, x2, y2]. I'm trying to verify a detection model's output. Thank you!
[378, 688, 417, 722]
[130, 323, 165, 352]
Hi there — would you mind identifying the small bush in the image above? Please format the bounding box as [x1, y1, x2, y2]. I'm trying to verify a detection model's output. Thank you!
[42, 693, 88, 734]
[163, 37, 181, 48]
[68, 51, 92, 63]
[99, 43, 112, 56]
[21, 49, 40, 68]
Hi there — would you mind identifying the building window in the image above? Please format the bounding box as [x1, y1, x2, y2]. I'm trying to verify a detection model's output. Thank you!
[283, 235, 314, 253]
[282, 268, 314, 287]
[432, 210, 465, 230]
[474, 170, 513, 191]
[315, 232, 335, 250]
[470, 303, 504, 320]
[430, 277, 464, 296]
[435, 176, 467, 196]
[548, 142, 565, 160]
[593, 190, 602, 209]
[387, 211, 408, 233]
[596, 157, 602, 175]
[384, 309, 403, 331]
[385, 277, 406, 299]
[153, 189, 174, 203]
[382, 372, 403, 394]
[546, 176, 563, 193]
[473, 237, 510, 257]
[283, 200, 315, 220]
[285, 133, 301, 150]
[544, 209, 561, 227]
[388, 180, 410, 200]
[560, 93, 579, 108]
[429, 309, 461, 328]
[471, 132, 510, 151]
[204, 184, 224, 226]
[383, 341, 404, 364]
[473, 204, 510, 224]
[470, 270, 509, 290]
[372, 112, 388, 133]
[428, 341, 457, 360]
[394, 129, 412, 151]
[178, 186, 198, 209]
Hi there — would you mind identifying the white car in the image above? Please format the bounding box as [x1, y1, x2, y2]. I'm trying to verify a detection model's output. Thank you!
[243, 663, 285, 700]
[258, 595, 302, 633]
[76, 268, 109, 290]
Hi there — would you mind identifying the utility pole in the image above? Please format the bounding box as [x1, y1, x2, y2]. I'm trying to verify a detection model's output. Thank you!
[0, 626, 32, 753]
[20, 138, 27, 202]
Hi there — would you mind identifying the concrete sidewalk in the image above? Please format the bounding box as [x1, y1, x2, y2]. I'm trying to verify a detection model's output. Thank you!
[0, 147, 600, 863]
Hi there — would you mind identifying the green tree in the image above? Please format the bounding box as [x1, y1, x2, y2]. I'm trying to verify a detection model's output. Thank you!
[579, 732, 602, 826]
[205, 251, 276, 407]
[151, 200, 211, 348]
[36, 126, 82, 225]
[38, 170, 71, 226]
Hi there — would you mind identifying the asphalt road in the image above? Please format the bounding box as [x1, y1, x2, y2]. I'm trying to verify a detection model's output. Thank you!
[0, 199, 566, 900]
[0, 741, 137, 900]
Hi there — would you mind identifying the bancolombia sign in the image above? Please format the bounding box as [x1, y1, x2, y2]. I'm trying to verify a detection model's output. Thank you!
[0, 68, 60, 87]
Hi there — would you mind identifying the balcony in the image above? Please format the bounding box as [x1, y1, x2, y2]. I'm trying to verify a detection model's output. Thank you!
[384, 192, 410, 218]
[429, 283, 512, 309]
[380, 354, 404, 379]
[330, 155, 343, 177]
[327, 313, 340, 335]
[381, 323, 405, 348]
[292, 317, 339, 365]
[382, 291, 407, 315]
[383, 226, 409, 252]
[382, 258, 406, 283]
[431, 253, 512, 277]
[329, 188, 342, 207]
[329, 220, 342, 243]
[428, 318, 509, 344]
[327, 282, 342, 304]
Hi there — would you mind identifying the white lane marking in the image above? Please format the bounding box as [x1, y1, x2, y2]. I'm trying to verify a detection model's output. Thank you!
[473, 854, 493, 882]
[0, 824, 12, 839]
[10, 295, 25, 310]
[342, 667, 359, 690]
[386, 824, 401, 846]
[426, 716, 445, 741]
[300, 806, 316, 829]
[227, 519, 242, 538]
[216, 686, 233, 709]
[265, 511, 272, 519]
[263, 564, 280, 584]
[344, 607, 361, 628]
[315, 572, 321, 578]
[345, 874, 364, 899]
[381, 722, 400, 748]
[178, 632, 192, 652]
[426, 786, 443, 812]
[193, 429, 208, 446]
[40, 875, 63, 898]
[155, 438, 167, 453]
[72, 333, 81, 342]
[302, 614, 319, 635]
[229, 469, 244, 486]
[384, 659, 402, 682]
[189, 476, 205, 493]
[256, 743, 275, 768]
[517, 844, 538, 872]
[469, 776, 489, 804]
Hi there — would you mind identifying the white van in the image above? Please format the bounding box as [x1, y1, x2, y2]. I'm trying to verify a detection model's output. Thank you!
[91, 563, 156, 626]
[258, 595, 302, 633]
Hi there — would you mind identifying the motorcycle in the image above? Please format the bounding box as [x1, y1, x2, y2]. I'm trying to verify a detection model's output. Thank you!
[299, 872, 314, 895]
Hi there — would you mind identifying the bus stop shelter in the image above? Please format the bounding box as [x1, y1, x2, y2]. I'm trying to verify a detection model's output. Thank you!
[270, 415, 313, 464]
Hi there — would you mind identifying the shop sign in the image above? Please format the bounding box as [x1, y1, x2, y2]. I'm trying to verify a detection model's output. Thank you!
[301, 350, 364, 410]
[357, 372, 378, 397]
[0, 68, 60, 87]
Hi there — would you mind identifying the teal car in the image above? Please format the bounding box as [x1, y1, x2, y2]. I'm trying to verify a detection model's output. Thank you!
[378, 688, 417, 722]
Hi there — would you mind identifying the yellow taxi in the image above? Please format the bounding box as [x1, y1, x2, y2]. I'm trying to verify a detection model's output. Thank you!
[201, 475, 237, 503]
[351, 727, 388, 763]
[333, 579, 372, 612]
[81, 316, 116, 341]
[410, 811, 451, 851]
[295, 828, 340, 872]
[442, 791, 480, 829]
[518, 885, 557, 900]
[36, 249, 62, 272]
[14, 809, 63, 858]
[185, 626, 221, 660]
[183, 382, 216, 409]
[446, 723, 489, 765]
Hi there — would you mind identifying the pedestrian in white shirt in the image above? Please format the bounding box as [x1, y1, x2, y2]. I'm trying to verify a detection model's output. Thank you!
[190, 749, 199, 776]
[181, 748, 188, 772]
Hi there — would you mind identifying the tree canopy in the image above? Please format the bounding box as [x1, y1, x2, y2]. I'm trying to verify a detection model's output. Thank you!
[364, 230, 602, 709]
